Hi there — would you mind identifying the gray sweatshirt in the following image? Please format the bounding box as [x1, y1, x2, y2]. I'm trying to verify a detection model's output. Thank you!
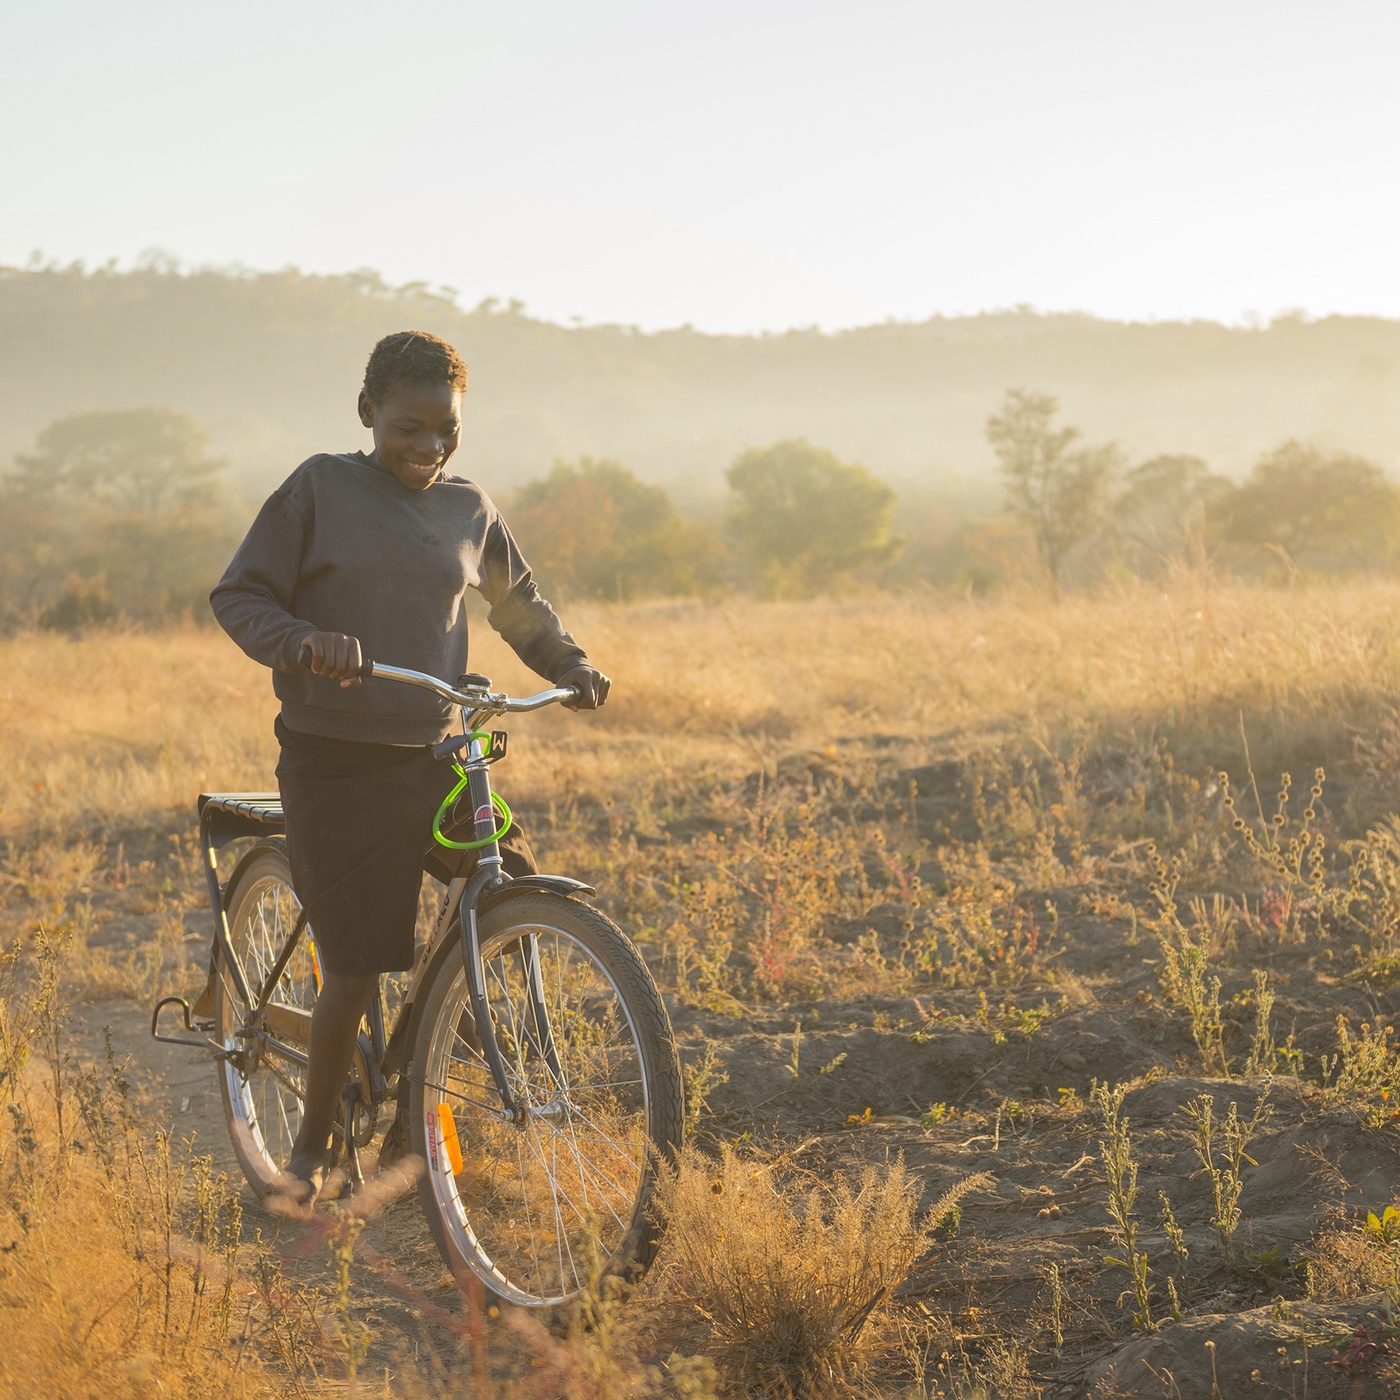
[210, 451, 587, 743]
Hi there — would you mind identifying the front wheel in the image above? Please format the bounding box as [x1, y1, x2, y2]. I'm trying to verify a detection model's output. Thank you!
[407, 892, 683, 1309]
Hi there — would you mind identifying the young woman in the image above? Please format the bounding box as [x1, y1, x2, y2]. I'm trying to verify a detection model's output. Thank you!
[208, 330, 609, 1202]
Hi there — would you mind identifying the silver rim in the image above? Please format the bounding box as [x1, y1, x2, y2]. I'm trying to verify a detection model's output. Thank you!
[422, 921, 652, 1307]
[219, 873, 318, 1185]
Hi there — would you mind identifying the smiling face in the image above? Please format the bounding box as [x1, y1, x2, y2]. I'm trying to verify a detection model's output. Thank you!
[357, 381, 463, 491]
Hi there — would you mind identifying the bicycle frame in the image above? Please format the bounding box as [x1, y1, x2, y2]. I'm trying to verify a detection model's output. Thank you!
[381, 666, 582, 1120]
[153, 667, 589, 1131]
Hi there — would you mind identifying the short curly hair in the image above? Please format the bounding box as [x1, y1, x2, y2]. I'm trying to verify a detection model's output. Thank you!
[362, 330, 468, 403]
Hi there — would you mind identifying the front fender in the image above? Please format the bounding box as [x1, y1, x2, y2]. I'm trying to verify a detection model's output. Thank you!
[477, 874, 596, 914]
[382, 872, 597, 1079]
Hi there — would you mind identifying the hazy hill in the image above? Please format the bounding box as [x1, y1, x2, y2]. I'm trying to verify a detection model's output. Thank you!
[3, 263, 1400, 505]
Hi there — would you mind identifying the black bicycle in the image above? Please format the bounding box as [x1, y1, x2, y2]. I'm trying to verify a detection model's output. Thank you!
[154, 662, 684, 1310]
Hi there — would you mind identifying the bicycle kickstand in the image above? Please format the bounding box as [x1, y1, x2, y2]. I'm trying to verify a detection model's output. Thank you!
[342, 1081, 365, 1192]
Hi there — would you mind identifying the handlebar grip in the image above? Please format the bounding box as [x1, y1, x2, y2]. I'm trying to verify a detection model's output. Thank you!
[296, 642, 374, 677]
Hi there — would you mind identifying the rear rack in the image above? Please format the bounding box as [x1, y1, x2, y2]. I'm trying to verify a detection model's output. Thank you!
[199, 791, 285, 840]
[156, 793, 291, 1053]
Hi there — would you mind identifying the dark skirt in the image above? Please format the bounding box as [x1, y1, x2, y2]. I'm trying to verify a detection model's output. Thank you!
[275, 716, 536, 976]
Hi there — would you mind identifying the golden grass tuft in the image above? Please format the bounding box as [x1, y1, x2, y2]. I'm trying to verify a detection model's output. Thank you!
[655, 1145, 990, 1398]
[0, 936, 295, 1398]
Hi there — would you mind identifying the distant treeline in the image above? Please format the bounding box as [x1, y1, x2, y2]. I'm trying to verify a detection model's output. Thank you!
[5, 262, 1400, 494]
[508, 396, 1400, 599]
[1, 397, 1397, 631]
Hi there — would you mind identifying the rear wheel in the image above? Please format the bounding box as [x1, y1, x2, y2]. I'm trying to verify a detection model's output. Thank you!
[408, 892, 683, 1309]
[214, 841, 372, 1198]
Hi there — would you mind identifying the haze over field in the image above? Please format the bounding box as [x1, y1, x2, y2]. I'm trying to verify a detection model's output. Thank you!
[5, 264, 1400, 502]
[7, 3, 1400, 502]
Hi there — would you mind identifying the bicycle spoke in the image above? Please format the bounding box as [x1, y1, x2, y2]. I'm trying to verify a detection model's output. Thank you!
[220, 866, 313, 1185]
[558, 1127, 637, 1208]
[554, 1129, 630, 1236]
[564, 1106, 645, 1172]
[516, 1123, 594, 1291]
[547, 1133, 570, 1292]
[413, 1073, 505, 1117]
[514, 1133, 543, 1290]
[449, 1022, 491, 1074]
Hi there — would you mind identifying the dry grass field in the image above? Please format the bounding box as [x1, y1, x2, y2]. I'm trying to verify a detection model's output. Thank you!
[7, 580, 1400, 1396]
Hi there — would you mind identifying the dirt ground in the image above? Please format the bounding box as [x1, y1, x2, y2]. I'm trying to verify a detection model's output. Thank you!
[21, 594, 1400, 1397]
[65, 837, 1400, 1399]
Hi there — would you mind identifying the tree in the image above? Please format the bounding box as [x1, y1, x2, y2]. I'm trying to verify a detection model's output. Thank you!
[1114, 454, 1235, 571]
[0, 407, 235, 630]
[9, 407, 226, 517]
[1222, 440, 1400, 571]
[985, 389, 1119, 589]
[725, 438, 901, 598]
[508, 458, 725, 602]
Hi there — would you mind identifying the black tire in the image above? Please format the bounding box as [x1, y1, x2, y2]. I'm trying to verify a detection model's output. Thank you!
[407, 892, 683, 1309]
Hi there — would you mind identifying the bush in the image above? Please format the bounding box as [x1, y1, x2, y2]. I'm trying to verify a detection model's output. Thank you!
[726, 438, 902, 598]
[1220, 439, 1400, 573]
[656, 1146, 989, 1398]
[1114, 454, 1235, 574]
[37, 574, 119, 631]
[509, 458, 726, 602]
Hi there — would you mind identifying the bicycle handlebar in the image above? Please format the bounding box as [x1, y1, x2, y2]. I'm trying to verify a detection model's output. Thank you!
[358, 660, 578, 712]
[294, 644, 577, 712]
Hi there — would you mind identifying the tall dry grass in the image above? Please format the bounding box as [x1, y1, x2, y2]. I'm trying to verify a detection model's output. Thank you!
[6, 580, 1400, 1394]
[11, 581, 1400, 1044]
[6, 578, 1400, 843]
[0, 936, 298, 1398]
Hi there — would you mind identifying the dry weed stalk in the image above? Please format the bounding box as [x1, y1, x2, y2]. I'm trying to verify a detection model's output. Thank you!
[1144, 847, 1229, 1075]
[1244, 968, 1277, 1077]
[1091, 1081, 1153, 1332]
[656, 1145, 988, 1398]
[1045, 1260, 1065, 1359]
[1182, 1084, 1272, 1265]
[1320, 1015, 1400, 1108]
[682, 1042, 729, 1139]
[1159, 1190, 1190, 1316]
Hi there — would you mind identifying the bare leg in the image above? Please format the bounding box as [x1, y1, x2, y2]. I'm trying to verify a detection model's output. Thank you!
[286, 970, 379, 1185]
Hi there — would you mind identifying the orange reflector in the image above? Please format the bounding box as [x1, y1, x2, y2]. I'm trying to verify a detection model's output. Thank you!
[436, 1102, 464, 1176]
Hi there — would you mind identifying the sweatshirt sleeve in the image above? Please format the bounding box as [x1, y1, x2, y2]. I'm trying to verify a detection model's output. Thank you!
[209, 482, 318, 673]
[479, 510, 589, 684]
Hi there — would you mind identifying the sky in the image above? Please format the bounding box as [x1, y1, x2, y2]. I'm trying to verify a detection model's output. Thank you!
[3, 1, 1399, 333]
